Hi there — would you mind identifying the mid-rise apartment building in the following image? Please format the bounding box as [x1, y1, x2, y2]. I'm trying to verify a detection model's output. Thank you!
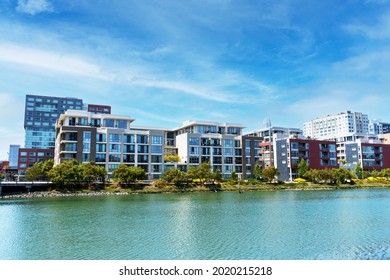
[173, 120, 245, 178]
[55, 110, 165, 179]
[275, 138, 338, 181]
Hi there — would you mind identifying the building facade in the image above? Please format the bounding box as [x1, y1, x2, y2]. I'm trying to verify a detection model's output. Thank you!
[303, 111, 369, 141]
[24, 94, 83, 149]
[17, 148, 55, 174]
[173, 120, 245, 179]
[55, 110, 165, 179]
[275, 138, 338, 181]
[87, 104, 111, 114]
[8, 145, 20, 169]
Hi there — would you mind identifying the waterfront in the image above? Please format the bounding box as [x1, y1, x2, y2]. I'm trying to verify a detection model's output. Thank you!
[0, 189, 389, 260]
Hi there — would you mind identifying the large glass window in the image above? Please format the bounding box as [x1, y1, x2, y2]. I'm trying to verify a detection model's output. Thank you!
[151, 145, 162, 154]
[123, 154, 135, 163]
[190, 147, 199, 155]
[109, 134, 121, 143]
[137, 135, 148, 144]
[124, 134, 135, 143]
[151, 136, 163, 145]
[96, 133, 106, 142]
[124, 145, 135, 153]
[109, 144, 121, 153]
[96, 144, 106, 152]
[95, 154, 106, 162]
[109, 154, 121, 162]
[138, 145, 149, 153]
[137, 155, 149, 163]
[189, 137, 199, 145]
[103, 119, 115, 127]
[151, 155, 162, 163]
[223, 139, 233, 147]
[224, 148, 233, 156]
[116, 120, 127, 129]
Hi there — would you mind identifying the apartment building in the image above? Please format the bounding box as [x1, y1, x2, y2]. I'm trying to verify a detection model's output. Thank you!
[244, 126, 303, 169]
[24, 94, 84, 149]
[17, 148, 54, 174]
[275, 138, 338, 181]
[87, 104, 111, 114]
[173, 120, 245, 178]
[55, 110, 165, 179]
[303, 111, 369, 142]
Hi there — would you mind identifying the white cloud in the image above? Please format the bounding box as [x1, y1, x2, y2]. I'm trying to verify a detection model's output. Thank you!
[16, 0, 53, 15]
[0, 43, 114, 80]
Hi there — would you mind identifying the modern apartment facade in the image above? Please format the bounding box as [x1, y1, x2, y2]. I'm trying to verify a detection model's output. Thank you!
[275, 138, 338, 181]
[173, 120, 245, 178]
[87, 104, 111, 114]
[55, 110, 165, 179]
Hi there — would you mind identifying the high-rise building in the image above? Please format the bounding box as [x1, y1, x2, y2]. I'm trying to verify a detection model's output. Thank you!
[303, 111, 370, 141]
[24, 94, 83, 149]
[8, 144, 20, 168]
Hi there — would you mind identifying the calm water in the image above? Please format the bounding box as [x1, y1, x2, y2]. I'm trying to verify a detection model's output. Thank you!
[0, 189, 389, 260]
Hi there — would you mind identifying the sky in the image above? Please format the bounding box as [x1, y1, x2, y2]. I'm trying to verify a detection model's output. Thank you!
[1, 0, 390, 160]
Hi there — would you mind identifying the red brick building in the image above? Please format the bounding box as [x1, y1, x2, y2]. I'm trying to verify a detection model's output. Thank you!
[18, 148, 54, 174]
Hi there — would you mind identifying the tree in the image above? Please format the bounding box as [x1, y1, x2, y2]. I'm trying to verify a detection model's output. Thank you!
[26, 162, 46, 181]
[164, 154, 180, 163]
[253, 163, 262, 180]
[81, 162, 102, 184]
[231, 170, 237, 180]
[113, 164, 147, 184]
[197, 162, 213, 183]
[48, 159, 82, 187]
[25, 159, 54, 181]
[162, 168, 188, 187]
[354, 162, 363, 179]
[331, 168, 353, 184]
[0, 172, 4, 180]
[297, 159, 309, 178]
[262, 166, 279, 183]
[213, 169, 222, 182]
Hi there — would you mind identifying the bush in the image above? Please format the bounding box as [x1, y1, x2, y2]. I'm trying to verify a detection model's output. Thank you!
[294, 178, 307, 183]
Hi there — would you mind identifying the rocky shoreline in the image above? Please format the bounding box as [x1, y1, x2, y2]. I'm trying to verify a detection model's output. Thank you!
[0, 190, 131, 199]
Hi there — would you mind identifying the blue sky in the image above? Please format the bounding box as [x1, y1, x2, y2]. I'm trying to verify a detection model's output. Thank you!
[1, 0, 390, 159]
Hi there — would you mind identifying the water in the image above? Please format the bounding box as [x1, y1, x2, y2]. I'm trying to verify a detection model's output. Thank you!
[1, 189, 389, 260]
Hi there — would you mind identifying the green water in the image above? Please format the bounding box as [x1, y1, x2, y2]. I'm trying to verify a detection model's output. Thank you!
[1, 189, 389, 259]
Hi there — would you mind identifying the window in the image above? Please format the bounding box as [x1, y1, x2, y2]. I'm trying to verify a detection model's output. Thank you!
[124, 135, 135, 143]
[109, 134, 121, 143]
[189, 137, 199, 145]
[109, 144, 121, 153]
[82, 153, 90, 162]
[151, 145, 162, 154]
[151, 136, 163, 145]
[95, 154, 106, 162]
[151, 155, 162, 163]
[224, 148, 233, 156]
[116, 120, 127, 129]
[124, 145, 135, 153]
[96, 144, 106, 152]
[103, 119, 115, 127]
[20, 152, 27, 156]
[96, 133, 106, 142]
[109, 154, 121, 162]
[137, 155, 148, 163]
[137, 135, 148, 144]
[190, 147, 199, 155]
[138, 145, 149, 153]
[223, 139, 233, 147]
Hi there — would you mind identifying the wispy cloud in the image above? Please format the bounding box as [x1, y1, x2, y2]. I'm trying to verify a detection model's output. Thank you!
[343, 12, 390, 39]
[16, 0, 53, 15]
[0, 43, 113, 80]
